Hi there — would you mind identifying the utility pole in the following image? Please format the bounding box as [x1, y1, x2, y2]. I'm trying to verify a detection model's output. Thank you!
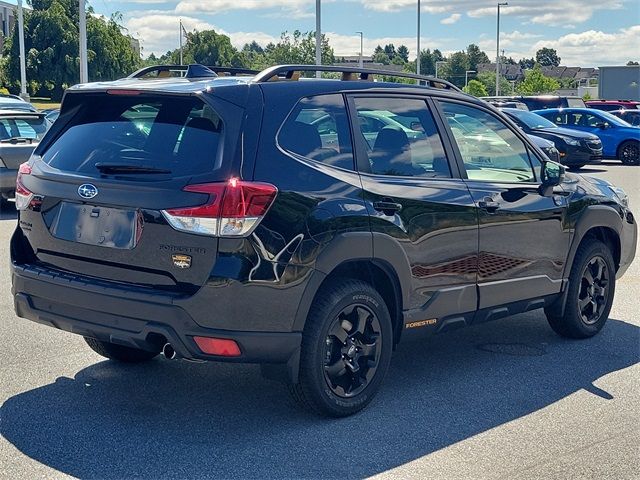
[315, 0, 321, 78]
[356, 32, 363, 68]
[17, 0, 28, 98]
[416, 0, 421, 76]
[79, 0, 88, 83]
[179, 19, 183, 65]
[496, 2, 508, 96]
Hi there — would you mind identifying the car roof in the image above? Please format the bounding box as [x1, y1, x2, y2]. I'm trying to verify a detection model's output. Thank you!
[0, 109, 44, 117]
[67, 76, 253, 95]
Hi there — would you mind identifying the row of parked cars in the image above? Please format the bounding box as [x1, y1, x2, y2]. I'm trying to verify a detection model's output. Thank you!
[484, 95, 640, 168]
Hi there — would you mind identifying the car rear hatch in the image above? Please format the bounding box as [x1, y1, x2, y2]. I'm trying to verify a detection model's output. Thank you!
[13, 89, 249, 294]
[0, 112, 47, 169]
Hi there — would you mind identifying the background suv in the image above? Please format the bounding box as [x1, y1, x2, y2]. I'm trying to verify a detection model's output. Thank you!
[10, 64, 637, 417]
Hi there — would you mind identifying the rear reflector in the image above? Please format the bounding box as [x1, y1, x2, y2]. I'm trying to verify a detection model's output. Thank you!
[162, 178, 277, 237]
[193, 337, 241, 357]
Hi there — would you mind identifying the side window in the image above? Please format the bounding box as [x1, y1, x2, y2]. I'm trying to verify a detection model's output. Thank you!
[586, 114, 610, 128]
[440, 102, 536, 183]
[278, 94, 354, 170]
[352, 97, 451, 178]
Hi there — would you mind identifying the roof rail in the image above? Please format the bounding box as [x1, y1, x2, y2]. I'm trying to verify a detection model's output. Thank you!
[128, 64, 259, 79]
[253, 64, 462, 91]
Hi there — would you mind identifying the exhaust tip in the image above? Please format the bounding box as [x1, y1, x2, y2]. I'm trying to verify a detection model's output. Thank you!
[162, 343, 177, 360]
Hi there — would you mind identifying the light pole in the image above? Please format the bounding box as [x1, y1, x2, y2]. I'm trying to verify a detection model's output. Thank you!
[315, 0, 321, 78]
[179, 19, 183, 65]
[356, 31, 363, 68]
[435, 61, 447, 79]
[17, 0, 27, 98]
[496, 2, 508, 96]
[79, 0, 88, 83]
[465, 70, 476, 88]
[416, 0, 421, 75]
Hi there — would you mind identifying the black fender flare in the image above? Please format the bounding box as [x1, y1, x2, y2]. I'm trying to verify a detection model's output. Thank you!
[291, 232, 412, 332]
[548, 205, 623, 317]
[564, 205, 623, 278]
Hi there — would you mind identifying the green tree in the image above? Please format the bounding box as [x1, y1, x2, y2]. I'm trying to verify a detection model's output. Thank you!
[627, 60, 639, 66]
[4, 0, 139, 99]
[441, 51, 469, 87]
[397, 45, 409, 63]
[476, 71, 512, 96]
[517, 65, 560, 94]
[463, 79, 488, 97]
[466, 43, 490, 71]
[383, 44, 396, 61]
[535, 47, 561, 67]
[519, 57, 535, 70]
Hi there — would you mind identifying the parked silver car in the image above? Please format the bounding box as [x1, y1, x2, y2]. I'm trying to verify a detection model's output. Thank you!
[0, 110, 49, 203]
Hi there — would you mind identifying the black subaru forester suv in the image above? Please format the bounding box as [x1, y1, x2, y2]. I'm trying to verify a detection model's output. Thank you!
[10, 64, 637, 417]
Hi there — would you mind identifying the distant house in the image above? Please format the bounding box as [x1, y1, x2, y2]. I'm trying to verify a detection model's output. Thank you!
[477, 63, 524, 82]
[0, 0, 17, 52]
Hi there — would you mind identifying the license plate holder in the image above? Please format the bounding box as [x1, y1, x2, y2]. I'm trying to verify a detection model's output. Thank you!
[49, 202, 141, 249]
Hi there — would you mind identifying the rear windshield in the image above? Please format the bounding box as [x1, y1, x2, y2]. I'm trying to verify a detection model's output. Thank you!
[0, 115, 48, 140]
[42, 94, 224, 177]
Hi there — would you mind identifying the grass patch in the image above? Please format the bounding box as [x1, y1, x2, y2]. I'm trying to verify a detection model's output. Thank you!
[30, 98, 61, 111]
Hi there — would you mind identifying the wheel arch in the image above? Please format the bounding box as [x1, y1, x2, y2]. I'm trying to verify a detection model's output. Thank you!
[292, 233, 411, 345]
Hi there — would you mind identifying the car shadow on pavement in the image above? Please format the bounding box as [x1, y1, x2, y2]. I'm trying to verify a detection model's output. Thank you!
[1, 313, 638, 479]
[0, 203, 17, 221]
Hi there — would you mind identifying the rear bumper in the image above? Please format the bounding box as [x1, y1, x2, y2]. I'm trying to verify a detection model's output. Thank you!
[11, 262, 301, 365]
[0, 167, 16, 197]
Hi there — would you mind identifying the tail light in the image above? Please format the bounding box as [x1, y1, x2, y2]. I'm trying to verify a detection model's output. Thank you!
[162, 178, 277, 237]
[15, 163, 35, 211]
[193, 336, 241, 357]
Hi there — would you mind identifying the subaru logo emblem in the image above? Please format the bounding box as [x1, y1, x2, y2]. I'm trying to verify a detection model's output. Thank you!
[78, 184, 98, 199]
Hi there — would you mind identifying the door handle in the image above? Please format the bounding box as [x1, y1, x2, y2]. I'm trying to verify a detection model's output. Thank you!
[373, 200, 402, 216]
[478, 197, 500, 213]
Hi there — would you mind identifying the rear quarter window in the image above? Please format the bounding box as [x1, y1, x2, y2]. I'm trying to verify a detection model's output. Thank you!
[41, 94, 224, 177]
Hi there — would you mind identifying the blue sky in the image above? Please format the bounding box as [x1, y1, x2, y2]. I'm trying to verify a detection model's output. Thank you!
[34, 0, 640, 66]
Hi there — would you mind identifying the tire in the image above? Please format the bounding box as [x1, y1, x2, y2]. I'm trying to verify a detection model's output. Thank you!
[568, 164, 586, 171]
[289, 279, 393, 417]
[545, 239, 616, 339]
[618, 140, 640, 165]
[84, 337, 160, 362]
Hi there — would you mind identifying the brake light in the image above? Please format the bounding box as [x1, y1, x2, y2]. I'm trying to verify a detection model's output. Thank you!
[162, 178, 277, 237]
[193, 336, 241, 357]
[15, 163, 34, 211]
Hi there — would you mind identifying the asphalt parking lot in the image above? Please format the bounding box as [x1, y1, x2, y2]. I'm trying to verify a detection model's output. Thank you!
[0, 161, 638, 480]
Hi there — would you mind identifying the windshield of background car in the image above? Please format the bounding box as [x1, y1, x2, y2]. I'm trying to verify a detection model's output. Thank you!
[0, 115, 48, 140]
[596, 110, 634, 127]
[567, 98, 586, 108]
[507, 109, 558, 130]
[40, 94, 224, 177]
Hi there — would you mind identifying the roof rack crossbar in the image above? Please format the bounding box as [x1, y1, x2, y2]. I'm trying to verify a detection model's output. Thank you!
[128, 64, 259, 79]
[253, 64, 462, 91]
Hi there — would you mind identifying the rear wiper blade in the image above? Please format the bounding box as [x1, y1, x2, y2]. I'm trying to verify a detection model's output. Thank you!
[0, 137, 35, 144]
[95, 163, 172, 174]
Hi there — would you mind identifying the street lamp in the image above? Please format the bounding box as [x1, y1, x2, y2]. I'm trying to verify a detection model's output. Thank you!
[16, 0, 27, 98]
[417, 0, 421, 75]
[465, 70, 476, 88]
[79, 0, 88, 83]
[435, 61, 447, 79]
[496, 2, 508, 96]
[356, 31, 364, 68]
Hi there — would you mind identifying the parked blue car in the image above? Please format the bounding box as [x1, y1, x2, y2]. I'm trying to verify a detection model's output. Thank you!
[533, 108, 640, 165]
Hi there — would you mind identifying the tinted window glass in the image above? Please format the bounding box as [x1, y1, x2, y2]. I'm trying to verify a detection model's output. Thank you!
[353, 97, 450, 178]
[441, 102, 536, 183]
[279, 94, 354, 170]
[0, 116, 48, 140]
[42, 95, 223, 177]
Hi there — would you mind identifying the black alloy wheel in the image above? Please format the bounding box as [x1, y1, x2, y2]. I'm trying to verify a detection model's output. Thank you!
[322, 304, 382, 398]
[619, 141, 640, 165]
[577, 256, 610, 325]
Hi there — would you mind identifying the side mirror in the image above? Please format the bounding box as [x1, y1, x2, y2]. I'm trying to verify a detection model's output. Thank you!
[410, 121, 424, 132]
[539, 160, 565, 196]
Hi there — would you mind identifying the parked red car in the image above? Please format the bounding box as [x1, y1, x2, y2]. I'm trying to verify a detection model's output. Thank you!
[586, 100, 640, 111]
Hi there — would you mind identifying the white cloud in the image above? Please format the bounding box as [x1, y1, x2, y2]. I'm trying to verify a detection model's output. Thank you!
[441, 14, 461, 25]
[174, 0, 320, 18]
[362, 0, 625, 26]
[531, 25, 640, 66]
